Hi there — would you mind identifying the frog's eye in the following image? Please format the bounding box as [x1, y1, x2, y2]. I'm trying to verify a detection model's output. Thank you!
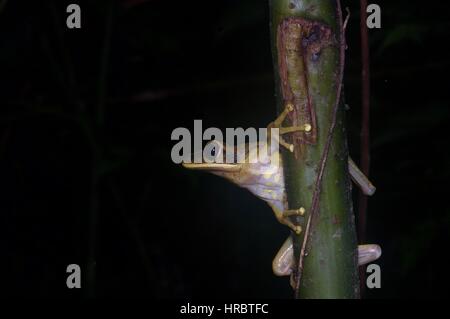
[204, 140, 224, 163]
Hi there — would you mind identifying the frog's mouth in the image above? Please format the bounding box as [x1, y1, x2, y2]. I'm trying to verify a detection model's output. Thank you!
[181, 140, 243, 172]
[182, 162, 241, 172]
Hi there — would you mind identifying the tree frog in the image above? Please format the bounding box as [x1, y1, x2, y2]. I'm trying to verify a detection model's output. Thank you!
[182, 104, 381, 280]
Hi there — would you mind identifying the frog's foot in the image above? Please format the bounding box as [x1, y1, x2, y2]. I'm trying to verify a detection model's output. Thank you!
[270, 205, 305, 235]
[268, 103, 312, 152]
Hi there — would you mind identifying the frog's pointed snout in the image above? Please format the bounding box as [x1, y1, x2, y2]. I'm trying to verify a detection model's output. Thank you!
[181, 139, 241, 171]
[182, 162, 241, 172]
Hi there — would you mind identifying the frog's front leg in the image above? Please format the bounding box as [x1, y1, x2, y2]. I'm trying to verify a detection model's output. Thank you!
[272, 236, 382, 277]
[271, 104, 376, 197]
[268, 103, 311, 152]
[269, 203, 305, 235]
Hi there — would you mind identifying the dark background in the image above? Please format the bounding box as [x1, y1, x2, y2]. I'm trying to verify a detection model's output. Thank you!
[1, 0, 449, 298]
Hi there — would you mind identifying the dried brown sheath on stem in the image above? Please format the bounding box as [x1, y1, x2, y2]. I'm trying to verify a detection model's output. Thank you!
[277, 18, 333, 156]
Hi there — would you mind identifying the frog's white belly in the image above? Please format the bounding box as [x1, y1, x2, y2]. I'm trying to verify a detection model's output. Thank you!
[241, 169, 286, 210]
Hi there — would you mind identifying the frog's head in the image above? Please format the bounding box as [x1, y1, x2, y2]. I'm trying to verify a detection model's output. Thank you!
[182, 140, 241, 172]
[182, 140, 281, 186]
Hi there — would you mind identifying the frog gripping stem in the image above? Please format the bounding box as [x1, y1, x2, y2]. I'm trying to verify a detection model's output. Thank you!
[182, 0, 374, 298]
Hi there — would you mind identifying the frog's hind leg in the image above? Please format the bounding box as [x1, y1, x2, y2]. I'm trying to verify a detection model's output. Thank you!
[272, 237, 382, 278]
[358, 244, 382, 266]
[348, 157, 376, 196]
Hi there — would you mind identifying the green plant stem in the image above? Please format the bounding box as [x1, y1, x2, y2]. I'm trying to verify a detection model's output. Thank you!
[269, 0, 359, 298]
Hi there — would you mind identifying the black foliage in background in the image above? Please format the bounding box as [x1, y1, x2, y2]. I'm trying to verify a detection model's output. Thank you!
[1, 0, 449, 298]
